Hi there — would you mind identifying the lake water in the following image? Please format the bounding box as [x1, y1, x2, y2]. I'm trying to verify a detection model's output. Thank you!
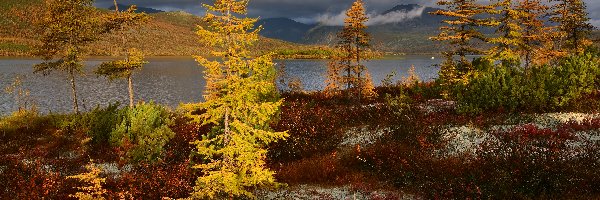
[0, 55, 442, 115]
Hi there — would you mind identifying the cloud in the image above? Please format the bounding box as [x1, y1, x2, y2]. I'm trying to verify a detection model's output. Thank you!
[316, 5, 426, 26]
[95, 0, 599, 23]
[315, 11, 346, 26]
[367, 6, 425, 25]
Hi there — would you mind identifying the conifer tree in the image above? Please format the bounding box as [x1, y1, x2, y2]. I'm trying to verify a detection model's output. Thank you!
[190, 0, 288, 199]
[549, 0, 594, 53]
[95, 48, 147, 108]
[488, 0, 552, 68]
[430, 0, 497, 91]
[33, 0, 102, 113]
[33, 0, 140, 113]
[96, 3, 149, 108]
[487, 0, 523, 65]
[517, 0, 553, 67]
[325, 0, 376, 100]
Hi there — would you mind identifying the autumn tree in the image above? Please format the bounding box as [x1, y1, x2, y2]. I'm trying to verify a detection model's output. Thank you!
[486, 0, 522, 65]
[517, 0, 555, 67]
[189, 0, 288, 199]
[430, 0, 497, 92]
[33, 0, 140, 113]
[549, 0, 594, 54]
[325, 0, 376, 100]
[33, 0, 103, 113]
[96, 3, 150, 108]
[488, 0, 552, 68]
[95, 48, 147, 108]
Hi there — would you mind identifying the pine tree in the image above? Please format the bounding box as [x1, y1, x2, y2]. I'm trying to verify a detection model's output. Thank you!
[33, 0, 102, 113]
[190, 0, 288, 199]
[325, 0, 376, 100]
[96, 3, 149, 108]
[549, 0, 594, 54]
[430, 0, 498, 90]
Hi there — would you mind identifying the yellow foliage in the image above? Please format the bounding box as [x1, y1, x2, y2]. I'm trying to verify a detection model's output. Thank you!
[67, 161, 107, 200]
[401, 65, 421, 87]
[190, 0, 288, 199]
[325, 0, 377, 100]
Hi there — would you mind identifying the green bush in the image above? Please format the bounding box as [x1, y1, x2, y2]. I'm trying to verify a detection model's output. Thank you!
[384, 88, 412, 116]
[80, 103, 126, 145]
[110, 102, 175, 163]
[0, 110, 44, 135]
[456, 52, 600, 113]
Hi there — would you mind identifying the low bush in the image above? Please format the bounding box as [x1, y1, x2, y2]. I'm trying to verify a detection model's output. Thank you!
[81, 103, 126, 145]
[358, 113, 600, 199]
[269, 92, 395, 162]
[456, 52, 600, 113]
[274, 152, 348, 184]
[107, 162, 195, 199]
[110, 102, 175, 164]
[0, 158, 77, 199]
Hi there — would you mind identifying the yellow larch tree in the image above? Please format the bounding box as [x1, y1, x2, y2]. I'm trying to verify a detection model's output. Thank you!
[430, 0, 498, 95]
[488, 0, 553, 68]
[549, 0, 594, 54]
[325, 0, 376, 100]
[189, 0, 288, 199]
[33, 0, 102, 113]
[96, 3, 150, 108]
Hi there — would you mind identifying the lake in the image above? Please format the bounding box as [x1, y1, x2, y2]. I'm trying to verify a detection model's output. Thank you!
[0, 55, 442, 115]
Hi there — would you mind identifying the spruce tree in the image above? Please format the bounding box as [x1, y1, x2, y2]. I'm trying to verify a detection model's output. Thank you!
[325, 0, 375, 100]
[190, 0, 288, 199]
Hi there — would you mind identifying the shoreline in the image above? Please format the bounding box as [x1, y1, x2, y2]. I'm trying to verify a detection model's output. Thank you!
[0, 54, 447, 61]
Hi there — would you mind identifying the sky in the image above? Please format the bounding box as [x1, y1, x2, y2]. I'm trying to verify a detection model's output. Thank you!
[95, 0, 600, 27]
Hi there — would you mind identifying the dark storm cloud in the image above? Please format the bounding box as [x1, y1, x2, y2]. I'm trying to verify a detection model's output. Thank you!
[95, 0, 599, 26]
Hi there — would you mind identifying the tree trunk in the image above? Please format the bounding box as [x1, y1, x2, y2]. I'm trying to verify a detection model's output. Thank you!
[113, 0, 118, 11]
[224, 107, 231, 144]
[128, 75, 134, 108]
[69, 69, 79, 113]
[347, 64, 351, 90]
[356, 36, 362, 102]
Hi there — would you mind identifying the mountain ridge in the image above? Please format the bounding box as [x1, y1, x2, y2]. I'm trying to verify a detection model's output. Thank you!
[108, 3, 165, 14]
[257, 4, 448, 54]
[0, 0, 304, 57]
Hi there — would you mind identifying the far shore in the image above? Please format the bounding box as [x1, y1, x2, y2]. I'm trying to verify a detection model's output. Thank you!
[0, 53, 446, 61]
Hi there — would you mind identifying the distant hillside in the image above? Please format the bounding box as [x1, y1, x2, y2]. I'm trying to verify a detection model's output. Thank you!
[108, 4, 164, 14]
[257, 4, 449, 54]
[593, 30, 600, 48]
[382, 4, 422, 15]
[257, 18, 314, 43]
[257, 4, 600, 54]
[0, 1, 303, 57]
